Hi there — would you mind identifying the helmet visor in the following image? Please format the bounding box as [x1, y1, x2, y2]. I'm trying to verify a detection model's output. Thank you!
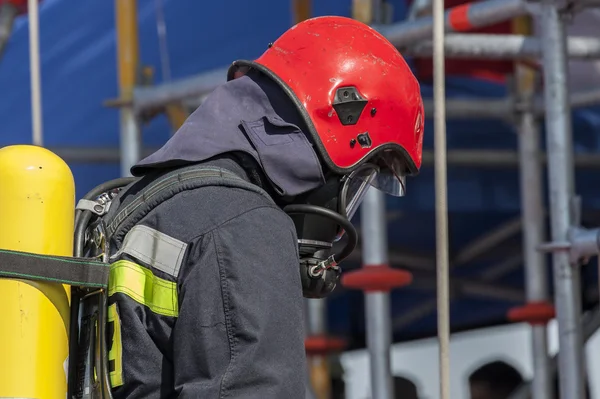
[334, 151, 408, 242]
[342, 152, 407, 219]
[366, 150, 407, 197]
[342, 165, 378, 221]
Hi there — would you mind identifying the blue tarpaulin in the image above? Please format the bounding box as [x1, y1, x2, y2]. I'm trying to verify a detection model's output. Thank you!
[0, 0, 598, 348]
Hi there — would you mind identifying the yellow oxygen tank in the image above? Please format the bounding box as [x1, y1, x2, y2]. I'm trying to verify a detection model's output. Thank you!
[0, 145, 75, 399]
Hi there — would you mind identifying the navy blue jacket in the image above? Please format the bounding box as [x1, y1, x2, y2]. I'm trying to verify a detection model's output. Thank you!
[105, 71, 325, 398]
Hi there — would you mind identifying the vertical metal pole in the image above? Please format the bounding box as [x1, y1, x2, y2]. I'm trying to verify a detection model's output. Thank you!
[28, 0, 42, 147]
[352, 0, 384, 25]
[519, 112, 554, 399]
[115, 0, 141, 177]
[292, 0, 311, 24]
[361, 187, 394, 399]
[354, 3, 394, 398]
[539, 1, 585, 398]
[306, 299, 330, 399]
[432, 0, 451, 397]
[513, 15, 553, 398]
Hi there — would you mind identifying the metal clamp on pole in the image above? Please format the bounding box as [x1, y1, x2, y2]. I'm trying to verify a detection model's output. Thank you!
[538, 196, 600, 265]
[567, 226, 600, 264]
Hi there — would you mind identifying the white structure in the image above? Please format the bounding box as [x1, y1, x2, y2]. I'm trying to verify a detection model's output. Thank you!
[341, 321, 600, 399]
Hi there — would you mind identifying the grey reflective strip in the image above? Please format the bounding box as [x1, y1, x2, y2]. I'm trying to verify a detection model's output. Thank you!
[111, 225, 187, 278]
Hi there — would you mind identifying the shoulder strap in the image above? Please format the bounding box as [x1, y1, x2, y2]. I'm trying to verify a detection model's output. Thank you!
[104, 164, 275, 242]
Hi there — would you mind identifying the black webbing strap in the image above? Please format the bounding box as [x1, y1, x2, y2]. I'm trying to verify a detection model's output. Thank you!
[105, 165, 271, 238]
[0, 248, 108, 288]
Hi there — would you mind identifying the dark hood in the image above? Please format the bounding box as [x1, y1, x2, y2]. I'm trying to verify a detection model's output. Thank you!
[131, 70, 325, 197]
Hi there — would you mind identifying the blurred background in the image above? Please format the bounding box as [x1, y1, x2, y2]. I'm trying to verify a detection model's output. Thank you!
[0, 0, 599, 398]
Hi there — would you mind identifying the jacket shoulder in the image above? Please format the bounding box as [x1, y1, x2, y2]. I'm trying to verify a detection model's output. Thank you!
[136, 183, 286, 244]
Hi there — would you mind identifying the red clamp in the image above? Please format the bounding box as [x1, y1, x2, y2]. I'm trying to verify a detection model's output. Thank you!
[0, 0, 35, 15]
[342, 265, 412, 292]
[508, 301, 555, 326]
[304, 335, 347, 356]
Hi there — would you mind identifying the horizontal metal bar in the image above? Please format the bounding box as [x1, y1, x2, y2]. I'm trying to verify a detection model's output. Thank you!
[132, 72, 600, 120]
[407, 34, 600, 60]
[133, 70, 512, 116]
[425, 98, 511, 119]
[50, 147, 600, 168]
[378, 0, 530, 48]
[424, 150, 600, 168]
[133, 67, 227, 112]
[536, 88, 600, 112]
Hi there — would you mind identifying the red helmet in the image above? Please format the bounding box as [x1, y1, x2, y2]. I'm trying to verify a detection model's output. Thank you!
[227, 16, 424, 196]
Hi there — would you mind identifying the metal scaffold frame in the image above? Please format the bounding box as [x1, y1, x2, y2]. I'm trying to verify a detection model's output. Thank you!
[15, 0, 597, 397]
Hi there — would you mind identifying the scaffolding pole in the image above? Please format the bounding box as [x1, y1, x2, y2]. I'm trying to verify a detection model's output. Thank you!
[432, 0, 451, 397]
[513, 15, 552, 399]
[360, 187, 394, 399]
[539, 1, 586, 398]
[305, 298, 330, 399]
[46, 146, 600, 168]
[28, 0, 42, 146]
[379, 0, 530, 48]
[132, 70, 600, 118]
[115, 0, 141, 177]
[350, 2, 397, 398]
[407, 34, 600, 60]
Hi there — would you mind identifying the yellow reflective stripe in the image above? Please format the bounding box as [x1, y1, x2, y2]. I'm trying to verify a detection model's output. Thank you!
[107, 303, 124, 388]
[108, 260, 179, 317]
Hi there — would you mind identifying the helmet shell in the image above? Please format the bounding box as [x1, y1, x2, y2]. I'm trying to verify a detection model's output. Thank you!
[228, 16, 424, 175]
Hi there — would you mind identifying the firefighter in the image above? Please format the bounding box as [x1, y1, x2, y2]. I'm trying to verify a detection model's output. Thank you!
[103, 15, 424, 398]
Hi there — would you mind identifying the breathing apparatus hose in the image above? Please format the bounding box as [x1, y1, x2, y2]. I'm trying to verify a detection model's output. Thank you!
[283, 204, 358, 263]
[69, 177, 136, 399]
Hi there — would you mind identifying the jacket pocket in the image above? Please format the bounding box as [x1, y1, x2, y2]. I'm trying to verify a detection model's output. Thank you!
[240, 115, 324, 197]
[241, 115, 299, 146]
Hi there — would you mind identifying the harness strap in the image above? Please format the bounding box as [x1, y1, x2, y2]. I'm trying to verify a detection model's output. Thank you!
[105, 164, 274, 240]
[0, 248, 108, 288]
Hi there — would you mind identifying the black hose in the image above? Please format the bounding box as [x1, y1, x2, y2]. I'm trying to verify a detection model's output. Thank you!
[283, 204, 358, 263]
[98, 291, 114, 399]
[69, 176, 135, 399]
[338, 178, 349, 220]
